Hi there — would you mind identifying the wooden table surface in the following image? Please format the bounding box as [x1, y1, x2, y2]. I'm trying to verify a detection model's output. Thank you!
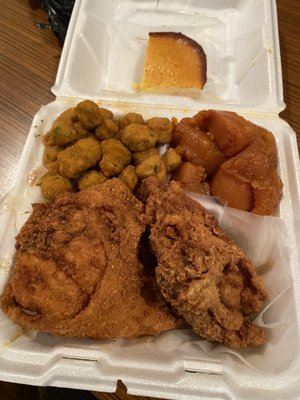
[0, 1, 299, 399]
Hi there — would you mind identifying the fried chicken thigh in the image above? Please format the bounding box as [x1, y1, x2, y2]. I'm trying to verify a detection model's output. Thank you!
[0, 179, 178, 339]
[142, 178, 267, 349]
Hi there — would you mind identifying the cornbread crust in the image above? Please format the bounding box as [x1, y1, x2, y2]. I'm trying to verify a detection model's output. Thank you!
[141, 32, 207, 90]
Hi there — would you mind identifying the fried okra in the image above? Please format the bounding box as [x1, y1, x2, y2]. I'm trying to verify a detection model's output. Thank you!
[119, 165, 138, 191]
[100, 138, 131, 177]
[121, 123, 158, 152]
[50, 108, 78, 146]
[98, 107, 113, 120]
[76, 100, 102, 129]
[78, 170, 107, 190]
[132, 147, 159, 165]
[40, 173, 72, 201]
[73, 121, 90, 139]
[57, 137, 102, 179]
[40, 104, 189, 202]
[146, 117, 173, 144]
[43, 131, 53, 146]
[162, 148, 182, 172]
[43, 145, 63, 166]
[136, 154, 167, 183]
[95, 119, 119, 140]
[119, 112, 144, 128]
[45, 161, 60, 174]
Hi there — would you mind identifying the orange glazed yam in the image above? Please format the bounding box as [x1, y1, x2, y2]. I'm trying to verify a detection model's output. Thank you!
[252, 173, 283, 215]
[172, 162, 210, 194]
[207, 110, 258, 157]
[221, 134, 277, 182]
[141, 32, 207, 90]
[211, 169, 254, 212]
[175, 132, 226, 175]
[171, 110, 283, 215]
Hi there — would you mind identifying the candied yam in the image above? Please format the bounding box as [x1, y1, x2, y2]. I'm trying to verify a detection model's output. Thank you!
[185, 180, 210, 195]
[175, 129, 226, 175]
[172, 162, 206, 183]
[258, 127, 278, 167]
[172, 162, 209, 194]
[211, 169, 254, 212]
[207, 110, 257, 157]
[252, 174, 283, 215]
[222, 136, 275, 183]
[172, 117, 198, 145]
[189, 110, 210, 130]
[172, 111, 209, 145]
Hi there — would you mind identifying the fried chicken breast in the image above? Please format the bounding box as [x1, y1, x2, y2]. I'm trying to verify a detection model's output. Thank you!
[0, 179, 179, 339]
[142, 178, 267, 349]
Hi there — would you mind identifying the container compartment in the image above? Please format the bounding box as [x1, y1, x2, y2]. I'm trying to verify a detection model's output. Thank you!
[0, 100, 300, 399]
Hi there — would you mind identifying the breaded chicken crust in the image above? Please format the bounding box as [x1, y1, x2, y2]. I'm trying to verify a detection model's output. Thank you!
[0, 179, 179, 339]
[142, 178, 267, 349]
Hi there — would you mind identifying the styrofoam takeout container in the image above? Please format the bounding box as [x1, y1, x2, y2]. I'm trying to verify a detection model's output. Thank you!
[1, 0, 300, 398]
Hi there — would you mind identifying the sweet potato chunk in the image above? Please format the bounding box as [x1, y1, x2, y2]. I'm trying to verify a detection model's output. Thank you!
[221, 134, 277, 183]
[252, 174, 283, 215]
[211, 169, 254, 211]
[172, 162, 210, 194]
[207, 110, 257, 157]
[174, 128, 226, 175]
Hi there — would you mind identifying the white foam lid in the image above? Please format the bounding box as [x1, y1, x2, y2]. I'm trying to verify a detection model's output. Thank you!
[1, 1, 300, 399]
[52, 0, 285, 114]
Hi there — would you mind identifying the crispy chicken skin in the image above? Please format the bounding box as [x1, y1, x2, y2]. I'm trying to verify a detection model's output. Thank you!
[141, 178, 267, 349]
[0, 179, 179, 339]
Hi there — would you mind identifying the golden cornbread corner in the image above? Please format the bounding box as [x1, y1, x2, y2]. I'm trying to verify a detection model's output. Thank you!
[141, 32, 207, 91]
